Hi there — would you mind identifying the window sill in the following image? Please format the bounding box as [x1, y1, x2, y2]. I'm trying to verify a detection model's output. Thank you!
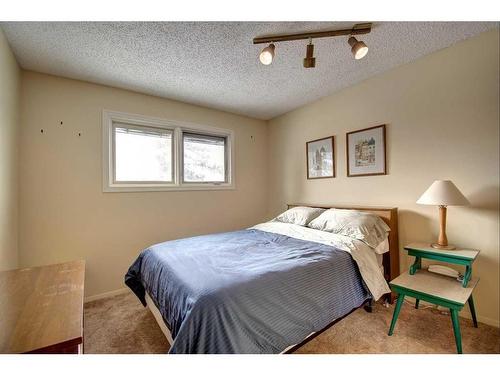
[103, 183, 236, 193]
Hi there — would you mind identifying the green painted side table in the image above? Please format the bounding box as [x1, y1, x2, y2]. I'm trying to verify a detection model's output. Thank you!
[389, 243, 480, 354]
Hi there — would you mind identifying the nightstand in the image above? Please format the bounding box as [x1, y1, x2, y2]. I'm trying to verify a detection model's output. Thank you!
[387, 243, 480, 354]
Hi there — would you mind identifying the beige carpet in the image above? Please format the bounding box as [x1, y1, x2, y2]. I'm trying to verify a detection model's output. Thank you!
[83, 291, 500, 354]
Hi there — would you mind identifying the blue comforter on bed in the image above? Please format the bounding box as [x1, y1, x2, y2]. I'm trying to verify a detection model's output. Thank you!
[125, 229, 370, 354]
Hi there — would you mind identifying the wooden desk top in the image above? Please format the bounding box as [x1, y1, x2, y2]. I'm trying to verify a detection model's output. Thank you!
[0, 260, 85, 353]
[390, 270, 478, 305]
[404, 242, 479, 261]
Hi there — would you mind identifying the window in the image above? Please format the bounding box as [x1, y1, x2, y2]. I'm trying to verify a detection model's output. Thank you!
[114, 124, 173, 183]
[103, 110, 234, 192]
[182, 133, 227, 183]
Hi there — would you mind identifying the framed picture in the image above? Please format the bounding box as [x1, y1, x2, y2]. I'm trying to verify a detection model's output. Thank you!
[346, 124, 386, 177]
[306, 136, 335, 179]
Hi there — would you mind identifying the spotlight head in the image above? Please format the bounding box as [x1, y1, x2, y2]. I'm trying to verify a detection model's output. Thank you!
[259, 43, 275, 65]
[303, 42, 316, 68]
[348, 37, 368, 60]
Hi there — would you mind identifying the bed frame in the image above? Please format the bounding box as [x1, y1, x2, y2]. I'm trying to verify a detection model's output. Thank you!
[146, 203, 400, 353]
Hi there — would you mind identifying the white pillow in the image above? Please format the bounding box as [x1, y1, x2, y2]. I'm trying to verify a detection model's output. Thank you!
[273, 206, 326, 226]
[308, 208, 390, 249]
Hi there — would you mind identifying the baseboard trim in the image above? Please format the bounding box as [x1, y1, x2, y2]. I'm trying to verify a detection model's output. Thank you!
[404, 296, 499, 328]
[460, 310, 500, 328]
[84, 287, 129, 303]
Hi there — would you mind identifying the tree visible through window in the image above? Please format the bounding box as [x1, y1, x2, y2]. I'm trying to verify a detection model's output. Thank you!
[183, 133, 226, 183]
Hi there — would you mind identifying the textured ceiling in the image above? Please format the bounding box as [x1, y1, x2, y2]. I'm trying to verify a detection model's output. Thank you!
[1, 22, 497, 120]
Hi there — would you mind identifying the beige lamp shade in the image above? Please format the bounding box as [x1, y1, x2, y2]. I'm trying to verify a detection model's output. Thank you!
[417, 180, 469, 206]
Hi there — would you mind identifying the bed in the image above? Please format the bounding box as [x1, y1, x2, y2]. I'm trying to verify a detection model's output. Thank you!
[125, 204, 400, 354]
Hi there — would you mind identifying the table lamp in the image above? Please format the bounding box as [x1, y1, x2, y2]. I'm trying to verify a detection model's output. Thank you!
[416, 180, 469, 250]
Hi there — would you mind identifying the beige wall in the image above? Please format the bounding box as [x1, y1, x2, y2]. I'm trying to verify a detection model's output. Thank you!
[0, 29, 20, 271]
[267, 29, 500, 326]
[19, 71, 268, 297]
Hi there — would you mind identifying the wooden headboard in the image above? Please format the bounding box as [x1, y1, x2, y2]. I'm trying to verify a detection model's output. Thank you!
[287, 203, 400, 300]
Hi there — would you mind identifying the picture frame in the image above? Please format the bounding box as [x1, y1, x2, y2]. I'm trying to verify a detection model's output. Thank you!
[306, 136, 335, 179]
[346, 124, 387, 177]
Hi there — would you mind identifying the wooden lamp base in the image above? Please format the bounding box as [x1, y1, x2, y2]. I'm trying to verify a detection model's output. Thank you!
[432, 205, 456, 250]
[431, 243, 456, 250]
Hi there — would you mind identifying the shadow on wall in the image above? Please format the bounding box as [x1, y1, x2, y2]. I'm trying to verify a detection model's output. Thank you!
[465, 183, 500, 273]
[399, 209, 434, 243]
[397, 209, 434, 271]
[274, 163, 306, 217]
[467, 185, 500, 213]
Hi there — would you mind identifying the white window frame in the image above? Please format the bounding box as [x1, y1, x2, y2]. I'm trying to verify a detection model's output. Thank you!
[102, 110, 235, 192]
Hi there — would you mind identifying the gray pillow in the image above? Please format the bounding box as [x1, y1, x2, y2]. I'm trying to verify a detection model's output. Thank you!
[273, 206, 326, 226]
[308, 208, 390, 248]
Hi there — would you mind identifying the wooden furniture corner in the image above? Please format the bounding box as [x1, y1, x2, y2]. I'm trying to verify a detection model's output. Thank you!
[0, 260, 85, 354]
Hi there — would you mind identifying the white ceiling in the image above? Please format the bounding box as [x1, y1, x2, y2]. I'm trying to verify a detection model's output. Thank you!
[1, 22, 496, 120]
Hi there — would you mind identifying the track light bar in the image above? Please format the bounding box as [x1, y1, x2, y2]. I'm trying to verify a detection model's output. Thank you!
[255, 23, 371, 67]
[253, 23, 372, 45]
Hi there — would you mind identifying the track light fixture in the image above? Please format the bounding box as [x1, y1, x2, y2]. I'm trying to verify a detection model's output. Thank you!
[259, 43, 275, 65]
[254, 23, 372, 68]
[348, 36, 369, 60]
[303, 38, 316, 68]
